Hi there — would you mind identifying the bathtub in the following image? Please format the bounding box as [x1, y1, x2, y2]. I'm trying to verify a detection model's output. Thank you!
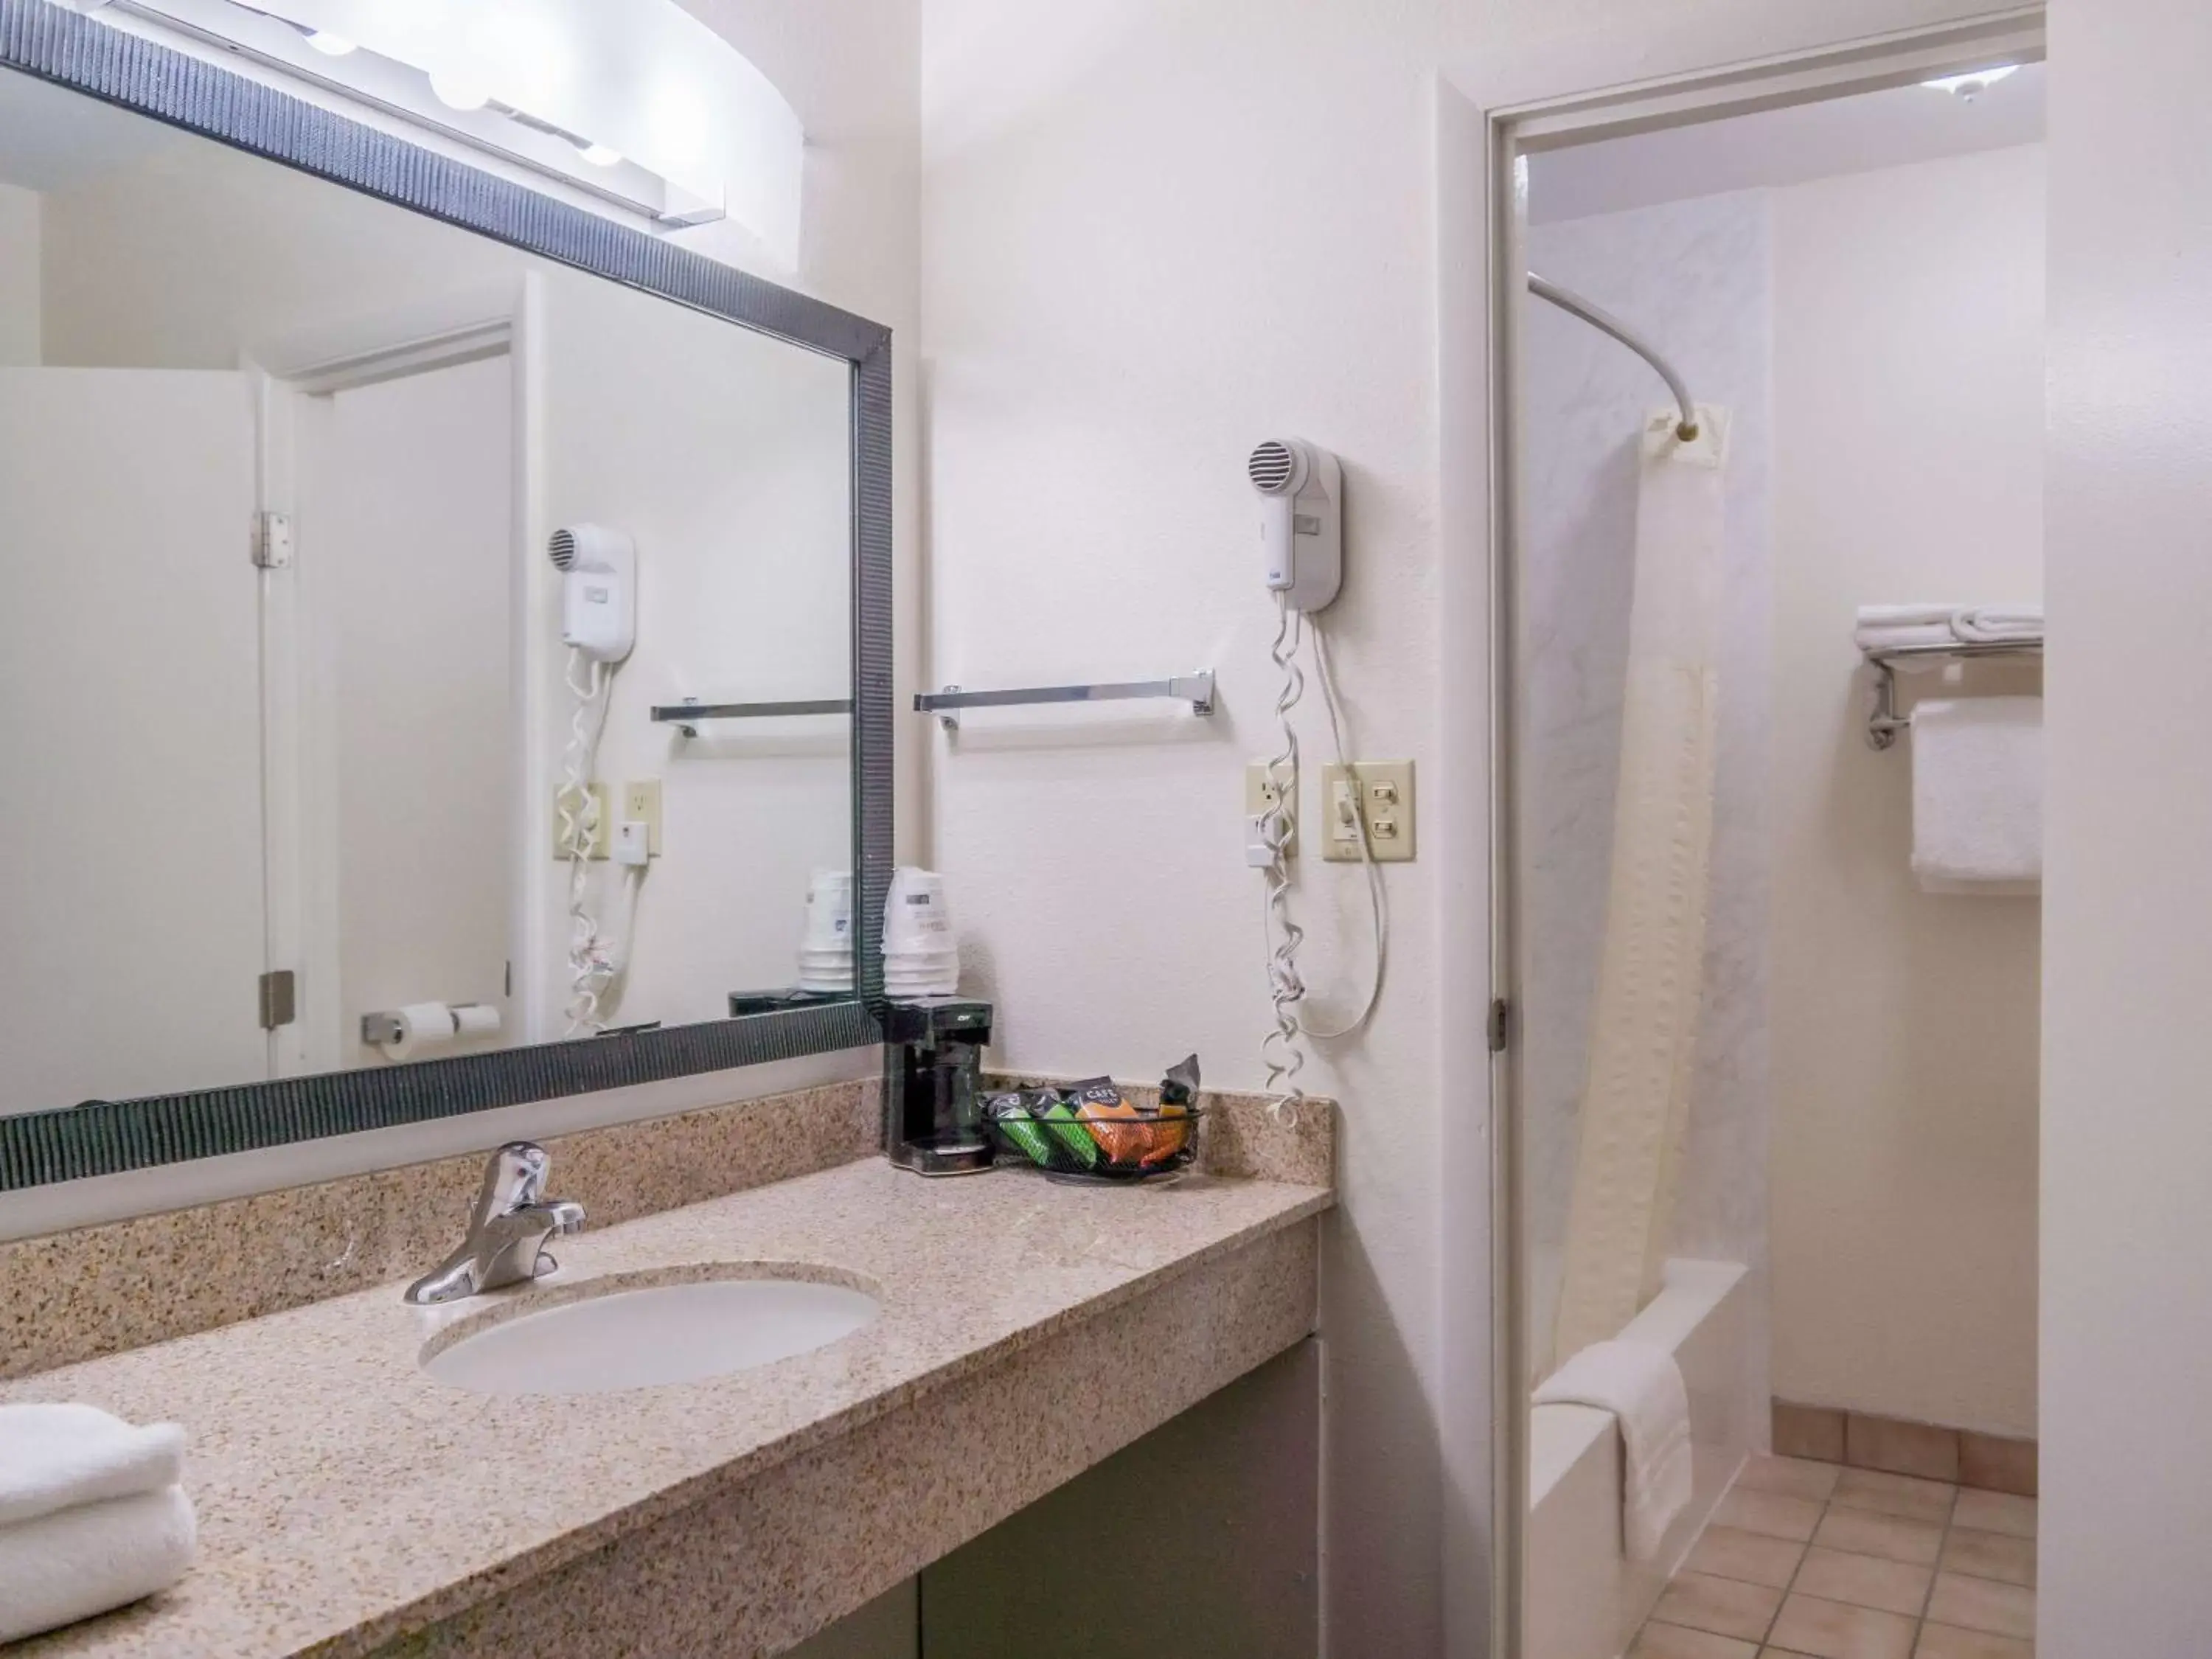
[1527, 1257, 1759, 1659]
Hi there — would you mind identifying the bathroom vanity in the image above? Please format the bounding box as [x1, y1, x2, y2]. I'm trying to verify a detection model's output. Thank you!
[0, 1084, 1332, 1656]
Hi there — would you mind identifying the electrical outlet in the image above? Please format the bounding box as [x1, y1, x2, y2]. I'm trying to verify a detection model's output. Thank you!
[552, 782, 611, 860]
[621, 779, 664, 855]
[1321, 760, 1416, 863]
[1245, 761, 1295, 858]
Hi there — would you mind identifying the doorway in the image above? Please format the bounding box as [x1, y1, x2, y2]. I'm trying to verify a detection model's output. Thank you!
[1486, 15, 2048, 1658]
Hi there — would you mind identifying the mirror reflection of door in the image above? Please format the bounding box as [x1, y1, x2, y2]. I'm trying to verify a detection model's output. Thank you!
[299, 353, 517, 1071]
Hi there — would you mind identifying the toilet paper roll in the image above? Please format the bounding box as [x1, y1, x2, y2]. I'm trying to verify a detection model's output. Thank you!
[452, 1003, 501, 1040]
[379, 1001, 501, 1061]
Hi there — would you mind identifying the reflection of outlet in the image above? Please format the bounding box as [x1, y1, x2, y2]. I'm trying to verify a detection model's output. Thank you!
[621, 779, 663, 855]
[1245, 762, 1295, 857]
[1321, 760, 1416, 862]
[552, 782, 610, 860]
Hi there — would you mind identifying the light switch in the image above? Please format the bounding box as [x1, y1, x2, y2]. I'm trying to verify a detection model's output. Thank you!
[1320, 760, 1416, 862]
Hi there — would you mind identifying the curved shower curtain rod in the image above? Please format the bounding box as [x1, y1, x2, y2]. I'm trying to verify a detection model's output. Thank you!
[1526, 272, 1700, 442]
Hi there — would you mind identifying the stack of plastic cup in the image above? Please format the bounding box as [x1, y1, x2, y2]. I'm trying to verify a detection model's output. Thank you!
[883, 867, 959, 999]
[797, 870, 855, 992]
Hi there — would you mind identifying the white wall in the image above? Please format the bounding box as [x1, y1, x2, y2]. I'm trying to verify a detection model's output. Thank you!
[1768, 144, 2045, 1438]
[1520, 189, 1774, 1394]
[2042, 0, 2212, 1647]
[0, 179, 35, 365]
[920, 7, 1447, 1647]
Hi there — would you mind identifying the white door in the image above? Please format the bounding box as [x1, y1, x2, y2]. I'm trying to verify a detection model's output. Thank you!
[301, 353, 515, 1065]
[0, 368, 265, 1113]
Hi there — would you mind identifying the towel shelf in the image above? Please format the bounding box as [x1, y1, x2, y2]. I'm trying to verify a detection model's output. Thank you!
[915, 669, 1215, 732]
[1863, 640, 2042, 751]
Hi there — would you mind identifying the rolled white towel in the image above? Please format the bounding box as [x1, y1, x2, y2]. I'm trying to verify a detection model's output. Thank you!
[0, 1404, 186, 1528]
[0, 1486, 198, 1644]
[1950, 605, 2042, 644]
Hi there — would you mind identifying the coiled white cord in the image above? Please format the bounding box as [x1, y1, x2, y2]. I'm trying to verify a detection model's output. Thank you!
[560, 647, 622, 1036]
[1257, 594, 1390, 1108]
[1259, 593, 1308, 1101]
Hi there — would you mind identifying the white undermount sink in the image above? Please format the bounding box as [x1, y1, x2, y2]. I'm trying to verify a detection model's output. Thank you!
[422, 1273, 881, 1396]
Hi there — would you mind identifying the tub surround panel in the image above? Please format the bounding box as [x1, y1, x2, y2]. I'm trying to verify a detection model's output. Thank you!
[1, 1158, 1329, 1658]
[386, 1225, 1318, 1658]
[0, 1079, 880, 1380]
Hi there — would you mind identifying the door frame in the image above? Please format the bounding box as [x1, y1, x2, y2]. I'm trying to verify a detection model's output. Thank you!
[244, 276, 543, 1077]
[1471, 10, 2045, 1655]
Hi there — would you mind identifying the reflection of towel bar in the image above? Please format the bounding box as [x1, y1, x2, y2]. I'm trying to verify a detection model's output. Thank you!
[1863, 640, 2042, 751]
[650, 698, 853, 737]
[914, 670, 1215, 732]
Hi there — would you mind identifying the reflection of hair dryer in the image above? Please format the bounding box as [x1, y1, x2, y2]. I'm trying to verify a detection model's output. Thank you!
[548, 524, 636, 662]
[1248, 438, 1342, 613]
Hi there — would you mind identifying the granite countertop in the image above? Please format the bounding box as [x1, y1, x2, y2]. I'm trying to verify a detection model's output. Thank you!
[1, 1158, 1330, 1658]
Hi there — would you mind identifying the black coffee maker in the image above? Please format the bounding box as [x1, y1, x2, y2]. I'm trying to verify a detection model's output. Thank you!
[883, 999, 995, 1175]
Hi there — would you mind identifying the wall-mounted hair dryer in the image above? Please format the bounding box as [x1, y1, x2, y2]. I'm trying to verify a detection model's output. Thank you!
[1248, 438, 1343, 613]
[548, 524, 636, 662]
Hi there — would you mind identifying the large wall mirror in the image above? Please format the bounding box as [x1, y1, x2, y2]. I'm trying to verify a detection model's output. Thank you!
[0, 3, 893, 1188]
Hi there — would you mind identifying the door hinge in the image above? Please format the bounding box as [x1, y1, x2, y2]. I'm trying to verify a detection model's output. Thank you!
[259, 970, 298, 1031]
[1487, 996, 1511, 1054]
[252, 510, 294, 569]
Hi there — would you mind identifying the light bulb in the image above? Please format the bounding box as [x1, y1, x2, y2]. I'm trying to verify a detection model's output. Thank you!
[580, 143, 622, 167]
[428, 71, 492, 113]
[1921, 64, 2021, 101]
[305, 30, 355, 56]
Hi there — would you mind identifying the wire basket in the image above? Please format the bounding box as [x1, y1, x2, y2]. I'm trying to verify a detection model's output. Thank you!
[984, 1099, 1203, 1181]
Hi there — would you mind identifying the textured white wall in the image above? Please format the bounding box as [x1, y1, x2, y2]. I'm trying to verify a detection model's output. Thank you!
[920, 7, 1447, 1648]
[1520, 190, 1775, 1394]
[1767, 144, 2045, 1438]
[2042, 0, 2212, 1646]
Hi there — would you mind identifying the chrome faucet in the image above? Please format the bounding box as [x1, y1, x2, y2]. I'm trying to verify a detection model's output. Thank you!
[405, 1142, 586, 1305]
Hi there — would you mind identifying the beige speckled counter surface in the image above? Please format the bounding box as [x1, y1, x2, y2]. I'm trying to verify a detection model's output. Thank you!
[1, 1158, 1329, 1658]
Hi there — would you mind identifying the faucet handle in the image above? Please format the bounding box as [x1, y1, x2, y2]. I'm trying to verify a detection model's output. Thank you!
[476, 1142, 550, 1221]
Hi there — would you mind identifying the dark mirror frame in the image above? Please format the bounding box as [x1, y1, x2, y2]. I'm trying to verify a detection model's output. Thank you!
[0, 0, 893, 1191]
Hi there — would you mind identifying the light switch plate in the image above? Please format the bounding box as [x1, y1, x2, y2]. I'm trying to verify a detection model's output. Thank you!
[552, 782, 610, 860]
[1245, 761, 1295, 857]
[1321, 760, 1416, 862]
[622, 779, 664, 855]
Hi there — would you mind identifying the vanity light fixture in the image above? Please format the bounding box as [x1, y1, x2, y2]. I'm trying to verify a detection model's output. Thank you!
[58, 0, 801, 244]
[1921, 63, 2022, 101]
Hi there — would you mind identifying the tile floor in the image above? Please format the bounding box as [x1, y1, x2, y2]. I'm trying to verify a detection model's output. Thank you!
[1629, 1455, 2037, 1659]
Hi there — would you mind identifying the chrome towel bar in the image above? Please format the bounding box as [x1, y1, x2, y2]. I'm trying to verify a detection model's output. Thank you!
[916, 670, 1216, 732]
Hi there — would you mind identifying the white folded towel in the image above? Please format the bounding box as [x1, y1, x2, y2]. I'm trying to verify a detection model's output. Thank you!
[1912, 696, 2042, 894]
[1855, 604, 2043, 657]
[0, 1487, 198, 1644]
[0, 1403, 186, 1528]
[1533, 1339, 1693, 1562]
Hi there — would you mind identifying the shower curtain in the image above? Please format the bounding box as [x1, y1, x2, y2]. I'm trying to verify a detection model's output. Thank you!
[1551, 403, 1729, 1367]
